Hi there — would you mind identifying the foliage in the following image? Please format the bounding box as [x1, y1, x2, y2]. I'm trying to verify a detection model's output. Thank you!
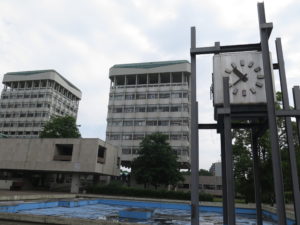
[199, 169, 213, 176]
[87, 183, 213, 201]
[131, 132, 183, 189]
[231, 92, 300, 203]
[39, 115, 81, 138]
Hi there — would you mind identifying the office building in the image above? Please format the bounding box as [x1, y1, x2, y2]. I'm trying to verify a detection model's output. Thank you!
[106, 60, 191, 168]
[209, 162, 222, 177]
[0, 70, 81, 137]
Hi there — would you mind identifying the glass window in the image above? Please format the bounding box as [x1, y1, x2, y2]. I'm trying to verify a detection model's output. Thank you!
[122, 148, 131, 154]
[124, 107, 134, 113]
[123, 120, 133, 126]
[158, 120, 169, 126]
[159, 93, 170, 99]
[122, 134, 132, 140]
[146, 120, 157, 126]
[112, 120, 122, 126]
[125, 94, 135, 100]
[136, 94, 146, 99]
[135, 106, 146, 112]
[114, 95, 123, 100]
[110, 134, 120, 140]
[170, 134, 181, 140]
[170, 120, 181, 126]
[171, 106, 181, 112]
[113, 107, 123, 113]
[147, 106, 157, 112]
[158, 106, 169, 112]
[147, 93, 158, 99]
[183, 92, 188, 98]
[171, 92, 182, 98]
[133, 134, 144, 140]
[134, 120, 145, 126]
[132, 148, 139, 154]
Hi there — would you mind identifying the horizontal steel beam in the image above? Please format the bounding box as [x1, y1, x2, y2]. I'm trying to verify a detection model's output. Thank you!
[191, 43, 261, 55]
[198, 123, 265, 130]
[276, 109, 300, 117]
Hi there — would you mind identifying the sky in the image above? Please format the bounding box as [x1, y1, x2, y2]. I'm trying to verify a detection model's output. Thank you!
[0, 0, 299, 169]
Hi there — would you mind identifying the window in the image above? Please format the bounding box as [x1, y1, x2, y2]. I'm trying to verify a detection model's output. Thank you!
[113, 107, 123, 113]
[203, 185, 215, 190]
[171, 92, 182, 98]
[183, 92, 188, 98]
[110, 134, 120, 140]
[133, 134, 144, 140]
[160, 73, 170, 83]
[122, 148, 131, 154]
[147, 93, 158, 99]
[126, 75, 136, 85]
[147, 106, 157, 112]
[53, 144, 73, 161]
[149, 74, 158, 84]
[158, 120, 169, 126]
[114, 94, 123, 100]
[134, 120, 145, 126]
[132, 148, 139, 154]
[170, 120, 181, 126]
[135, 106, 146, 112]
[136, 93, 146, 99]
[171, 106, 181, 112]
[158, 106, 169, 112]
[170, 134, 181, 140]
[159, 93, 170, 99]
[123, 120, 133, 126]
[125, 94, 135, 100]
[172, 72, 182, 83]
[112, 120, 122, 126]
[146, 120, 157, 126]
[137, 74, 147, 84]
[124, 107, 134, 113]
[97, 146, 106, 163]
[122, 134, 132, 140]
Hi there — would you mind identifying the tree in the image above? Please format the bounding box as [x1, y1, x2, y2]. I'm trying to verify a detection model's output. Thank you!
[131, 132, 183, 189]
[39, 115, 81, 138]
[199, 169, 212, 176]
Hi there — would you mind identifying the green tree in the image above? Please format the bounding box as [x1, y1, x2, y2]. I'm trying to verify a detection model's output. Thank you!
[199, 169, 212, 176]
[131, 132, 183, 189]
[39, 115, 81, 138]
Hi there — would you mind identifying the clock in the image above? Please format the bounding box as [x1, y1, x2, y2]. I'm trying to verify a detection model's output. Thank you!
[212, 52, 273, 106]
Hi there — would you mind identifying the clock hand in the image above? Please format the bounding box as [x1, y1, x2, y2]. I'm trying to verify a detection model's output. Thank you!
[232, 74, 248, 86]
[232, 67, 248, 82]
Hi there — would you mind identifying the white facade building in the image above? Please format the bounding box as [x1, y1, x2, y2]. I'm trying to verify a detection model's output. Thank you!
[209, 162, 222, 177]
[0, 70, 81, 137]
[106, 60, 191, 168]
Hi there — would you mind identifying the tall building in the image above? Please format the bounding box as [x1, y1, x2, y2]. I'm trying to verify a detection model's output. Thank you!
[105, 60, 191, 168]
[209, 162, 222, 176]
[0, 70, 81, 137]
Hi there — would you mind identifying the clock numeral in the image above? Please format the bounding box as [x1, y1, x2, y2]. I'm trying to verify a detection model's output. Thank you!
[232, 88, 238, 95]
[254, 67, 261, 72]
[250, 88, 256, 94]
[257, 74, 264, 79]
[242, 90, 247, 97]
[225, 68, 232, 74]
[256, 82, 263, 88]
[248, 61, 254, 68]
[231, 63, 237, 69]
[240, 60, 245, 67]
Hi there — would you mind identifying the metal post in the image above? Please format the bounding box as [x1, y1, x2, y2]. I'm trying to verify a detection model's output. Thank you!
[220, 129, 228, 225]
[276, 38, 300, 224]
[251, 130, 263, 225]
[190, 26, 199, 225]
[222, 77, 236, 225]
[257, 3, 287, 224]
[293, 86, 300, 142]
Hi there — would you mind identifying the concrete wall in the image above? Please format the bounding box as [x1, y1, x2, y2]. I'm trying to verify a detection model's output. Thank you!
[0, 138, 120, 176]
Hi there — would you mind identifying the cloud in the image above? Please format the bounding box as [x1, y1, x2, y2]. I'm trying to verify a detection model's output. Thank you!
[0, 0, 299, 169]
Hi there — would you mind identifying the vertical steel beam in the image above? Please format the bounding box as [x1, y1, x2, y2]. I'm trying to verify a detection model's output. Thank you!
[220, 129, 228, 225]
[257, 3, 287, 224]
[276, 38, 300, 224]
[293, 86, 300, 142]
[223, 77, 236, 225]
[190, 26, 199, 225]
[251, 130, 263, 225]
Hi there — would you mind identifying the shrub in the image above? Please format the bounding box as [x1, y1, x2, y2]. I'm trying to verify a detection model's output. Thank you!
[87, 184, 214, 202]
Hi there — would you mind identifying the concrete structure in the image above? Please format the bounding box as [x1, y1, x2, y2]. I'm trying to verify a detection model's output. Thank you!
[178, 175, 222, 197]
[106, 60, 191, 168]
[209, 162, 222, 176]
[0, 70, 81, 138]
[0, 138, 120, 193]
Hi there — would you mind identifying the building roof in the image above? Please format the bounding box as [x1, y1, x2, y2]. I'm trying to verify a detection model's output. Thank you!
[112, 60, 189, 69]
[5, 69, 81, 92]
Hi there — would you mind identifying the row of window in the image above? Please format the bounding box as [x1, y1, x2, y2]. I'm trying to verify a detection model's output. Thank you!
[107, 118, 189, 127]
[110, 91, 189, 101]
[179, 184, 222, 190]
[0, 101, 77, 113]
[0, 111, 50, 119]
[4, 80, 78, 101]
[106, 132, 189, 141]
[108, 104, 189, 113]
[0, 130, 40, 136]
[0, 121, 46, 128]
[1, 90, 79, 105]
[121, 147, 189, 156]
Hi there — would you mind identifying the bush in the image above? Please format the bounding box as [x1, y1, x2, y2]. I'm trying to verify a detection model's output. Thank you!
[87, 184, 213, 202]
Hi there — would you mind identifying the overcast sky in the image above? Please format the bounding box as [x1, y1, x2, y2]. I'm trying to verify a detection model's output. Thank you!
[0, 0, 299, 169]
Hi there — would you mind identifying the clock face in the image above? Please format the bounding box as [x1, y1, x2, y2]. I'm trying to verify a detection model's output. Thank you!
[212, 52, 271, 106]
[224, 59, 265, 97]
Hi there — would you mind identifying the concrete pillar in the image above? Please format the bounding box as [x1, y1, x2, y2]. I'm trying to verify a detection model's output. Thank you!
[71, 174, 80, 194]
